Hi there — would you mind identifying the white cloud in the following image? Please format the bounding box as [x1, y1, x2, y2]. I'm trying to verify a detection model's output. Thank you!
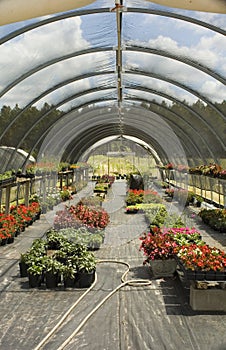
[0, 17, 89, 88]
[200, 80, 226, 102]
[0, 15, 117, 107]
[0, 8, 225, 109]
[146, 34, 226, 72]
[1, 50, 114, 108]
[124, 31, 226, 103]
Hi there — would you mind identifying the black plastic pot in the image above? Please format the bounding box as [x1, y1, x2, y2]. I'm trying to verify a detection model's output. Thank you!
[45, 272, 60, 289]
[77, 270, 95, 288]
[19, 261, 28, 277]
[28, 273, 42, 288]
[63, 274, 78, 288]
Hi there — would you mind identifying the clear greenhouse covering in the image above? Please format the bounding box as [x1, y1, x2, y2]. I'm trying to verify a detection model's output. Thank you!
[0, 2, 226, 350]
[0, 0, 225, 170]
[0, 146, 35, 171]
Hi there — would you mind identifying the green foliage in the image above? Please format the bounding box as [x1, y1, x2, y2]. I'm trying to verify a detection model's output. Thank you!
[43, 256, 64, 275]
[140, 203, 185, 229]
[194, 194, 204, 203]
[58, 227, 104, 250]
[77, 251, 96, 273]
[61, 263, 77, 279]
[199, 208, 226, 232]
[22, 230, 97, 281]
[0, 170, 14, 180]
[60, 189, 72, 201]
[0, 103, 63, 157]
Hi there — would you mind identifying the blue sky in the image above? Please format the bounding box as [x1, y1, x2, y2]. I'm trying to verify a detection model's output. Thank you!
[0, 0, 225, 109]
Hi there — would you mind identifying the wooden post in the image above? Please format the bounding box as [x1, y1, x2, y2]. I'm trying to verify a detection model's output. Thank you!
[223, 182, 226, 208]
[5, 185, 11, 214]
[59, 173, 63, 190]
[0, 188, 2, 211]
[24, 180, 30, 207]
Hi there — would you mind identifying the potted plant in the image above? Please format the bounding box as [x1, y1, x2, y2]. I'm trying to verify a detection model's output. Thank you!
[76, 251, 96, 288]
[62, 262, 78, 288]
[125, 189, 144, 206]
[93, 183, 108, 194]
[125, 205, 139, 214]
[86, 233, 104, 250]
[46, 230, 65, 250]
[60, 188, 73, 201]
[44, 256, 63, 289]
[30, 238, 47, 255]
[139, 232, 178, 277]
[19, 252, 30, 277]
[175, 243, 226, 281]
[27, 258, 44, 288]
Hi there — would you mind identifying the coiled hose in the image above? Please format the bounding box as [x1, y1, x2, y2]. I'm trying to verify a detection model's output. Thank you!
[33, 259, 152, 350]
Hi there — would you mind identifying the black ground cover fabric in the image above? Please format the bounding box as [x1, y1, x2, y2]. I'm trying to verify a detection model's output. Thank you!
[0, 180, 225, 350]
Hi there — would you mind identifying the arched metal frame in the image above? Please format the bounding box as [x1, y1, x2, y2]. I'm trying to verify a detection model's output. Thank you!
[124, 98, 212, 160]
[34, 105, 190, 172]
[0, 6, 225, 169]
[65, 113, 200, 164]
[1, 44, 225, 141]
[3, 62, 225, 166]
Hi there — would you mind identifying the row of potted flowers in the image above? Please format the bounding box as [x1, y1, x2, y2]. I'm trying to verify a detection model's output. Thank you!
[125, 189, 163, 213]
[158, 162, 226, 179]
[53, 201, 110, 230]
[139, 226, 226, 280]
[52, 195, 110, 251]
[198, 208, 226, 233]
[20, 230, 97, 289]
[164, 187, 203, 207]
[0, 202, 41, 245]
[19, 192, 112, 289]
[93, 174, 115, 195]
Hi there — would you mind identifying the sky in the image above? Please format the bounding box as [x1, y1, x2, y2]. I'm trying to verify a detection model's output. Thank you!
[0, 0, 225, 110]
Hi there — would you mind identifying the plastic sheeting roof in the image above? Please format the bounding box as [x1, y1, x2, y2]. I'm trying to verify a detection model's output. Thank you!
[0, 146, 35, 171]
[0, 0, 225, 170]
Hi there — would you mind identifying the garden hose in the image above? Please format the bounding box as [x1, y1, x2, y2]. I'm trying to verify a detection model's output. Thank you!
[33, 259, 152, 350]
[33, 273, 98, 350]
[56, 259, 152, 350]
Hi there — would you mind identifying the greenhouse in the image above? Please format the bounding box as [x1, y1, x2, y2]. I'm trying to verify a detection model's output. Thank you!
[0, 0, 226, 349]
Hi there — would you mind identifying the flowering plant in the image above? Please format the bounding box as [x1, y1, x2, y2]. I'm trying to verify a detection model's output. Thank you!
[139, 232, 178, 262]
[161, 227, 203, 246]
[101, 174, 115, 185]
[0, 213, 17, 240]
[125, 189, 144, 205]
[198, 208, 226, 232]
[126, 189, 162, 205]
[188, 163, 226, 178]
[176, 164, 189, 173]
[60, 187, 73, 201]
[163, 163, 174, 170]
[54, 203, 110, 230]
[53, 209, 81, 230]
[175, 244, 226, 271]
[70, 204, 110, 229]
[165, 188, 174, 197]
[10, 204, 31, 228]
[125, 205, 139, 213]
[143, 189, 162, 204]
